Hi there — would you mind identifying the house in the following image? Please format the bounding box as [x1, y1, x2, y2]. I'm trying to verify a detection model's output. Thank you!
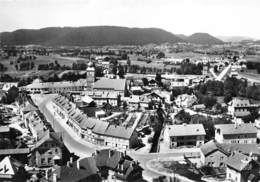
[94, 149, 143, 181]
[161, 74, 198, 88]
[0, 156, 25, 182]
[175, 94, 197, 108]
[51, 158, 101, 182]
[200, 140, 229, 167]
[226, 151, 260, 182]
[85, 91, 120, 107]
[214, 123, 257, 144]
[200, 140, 260, 168]
[228, 97, 257, 118]
[25, 110, 47, 141]
[50, 149, 143, 182]
[164, 124, 206, 148]
[93, 78, 127, 96]
[29, 132, 63, 168]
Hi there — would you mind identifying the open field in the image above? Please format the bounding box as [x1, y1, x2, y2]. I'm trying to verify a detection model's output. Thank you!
[0, 54, 89, 78]
[245, 55, 260, 62]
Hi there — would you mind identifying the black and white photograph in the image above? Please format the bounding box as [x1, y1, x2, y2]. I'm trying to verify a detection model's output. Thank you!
[0, 0, 260, 181]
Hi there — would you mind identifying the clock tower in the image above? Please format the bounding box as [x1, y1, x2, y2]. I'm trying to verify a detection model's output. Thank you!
[86, 62, 95, 88]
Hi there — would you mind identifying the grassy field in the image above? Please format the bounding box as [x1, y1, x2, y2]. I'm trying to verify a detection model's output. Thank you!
[0, 54, 88, 78]
[245, 55, 260, 63]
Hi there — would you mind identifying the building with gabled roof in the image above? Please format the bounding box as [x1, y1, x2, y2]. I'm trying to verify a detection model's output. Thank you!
[52, 95, 138, 150]
[164, 124, 206, 148]
[0, 156, 25, 181]
[215, 123, 257, 144]
[226, 151, 260, 182]
[29, 131, 64, 168]
[93, 78, 127, 96]
[228, 97, 258, 118]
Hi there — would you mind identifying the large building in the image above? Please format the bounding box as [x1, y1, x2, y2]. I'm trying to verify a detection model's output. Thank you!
[93, 78, 127, 97]
[164, 124, 206, 148]
[162, 74, 201, 88]
[214, 123, 257, 144]
[85, 91, 120, 107]
[52, 95, 138, 150]
[21, 78, 88, 94]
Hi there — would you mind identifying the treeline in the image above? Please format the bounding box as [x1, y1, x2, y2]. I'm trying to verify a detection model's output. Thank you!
[0, 63, 7, 71]
[195, 77, 260, 102]
[18, 61, 35, 71]
[38, 61, 61, 70]
[246, 61, 260, 74]
[1, 86, 19, 104]
[176, 60, 203, 75]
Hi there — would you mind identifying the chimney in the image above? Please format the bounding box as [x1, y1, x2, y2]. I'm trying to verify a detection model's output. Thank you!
[67, 161, 70, 167]
[70, 157, 73, 164]
[53, 173, 57, 182]
[108, 150, 112, 158]
[76, 160, 80, 170]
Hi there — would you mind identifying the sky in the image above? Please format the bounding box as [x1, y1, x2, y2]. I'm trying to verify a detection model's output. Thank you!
[0, 0, 259, 39]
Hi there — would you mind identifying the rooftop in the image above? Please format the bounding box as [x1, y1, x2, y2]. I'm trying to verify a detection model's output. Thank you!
[93, 78, 126, 91]
[167, 124, 206, 137]
[226, 151, 251, 172]
[215, 123, 257, 135]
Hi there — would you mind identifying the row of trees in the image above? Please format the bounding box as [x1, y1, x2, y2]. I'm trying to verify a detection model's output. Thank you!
[246, 61, 260, 74]
[17, 61, 35, 71]
[38, 60, 61, 70]
[176, 61, 203, 75]
[0, 63, 7, 72]
[195, 77, 260, 103]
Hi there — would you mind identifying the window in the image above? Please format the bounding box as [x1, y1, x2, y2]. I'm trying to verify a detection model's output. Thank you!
[41, 158, 45, 164]
[48, 158, 52, 164]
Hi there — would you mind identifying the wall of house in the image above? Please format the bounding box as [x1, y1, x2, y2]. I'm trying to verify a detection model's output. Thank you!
[204, 150, 227, 167]
[226, 167, 241, 182]
[169, 135, 204, 148]
[215, 128, 257, 144]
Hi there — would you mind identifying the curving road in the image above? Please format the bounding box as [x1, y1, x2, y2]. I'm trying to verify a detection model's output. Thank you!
[33, 94, 98, 158]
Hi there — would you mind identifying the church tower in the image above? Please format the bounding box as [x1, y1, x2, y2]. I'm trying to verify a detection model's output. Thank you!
[86, 62, 95, 88]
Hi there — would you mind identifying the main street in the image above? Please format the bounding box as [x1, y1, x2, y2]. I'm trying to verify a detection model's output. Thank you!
[32, 94, 98, 158]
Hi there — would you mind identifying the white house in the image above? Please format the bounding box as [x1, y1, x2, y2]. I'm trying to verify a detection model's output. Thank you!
[227, 97, 255, 118]
[214, 123, 257, 144]
[164, 124, 206, 148]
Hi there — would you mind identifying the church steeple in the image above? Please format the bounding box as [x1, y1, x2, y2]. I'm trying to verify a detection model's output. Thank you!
[86, 62, 95, 88]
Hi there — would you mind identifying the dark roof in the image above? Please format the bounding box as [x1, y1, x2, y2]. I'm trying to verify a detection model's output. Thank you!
[226, 151, 251, 171]
[58, 159, 101, 182]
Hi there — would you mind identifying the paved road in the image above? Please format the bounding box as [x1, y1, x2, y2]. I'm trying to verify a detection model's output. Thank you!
[33, 95, 97, 158]
[128, 150, 201, 180]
